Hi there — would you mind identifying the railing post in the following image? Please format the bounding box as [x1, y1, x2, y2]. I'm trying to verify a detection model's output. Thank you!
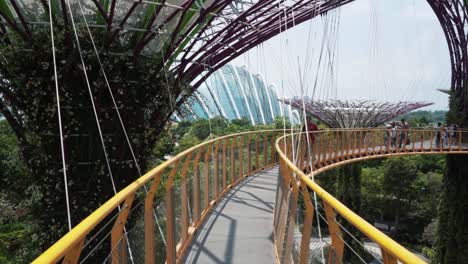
[193, 150, 203, 224]
[283, 166, 298, 264]
[324, 201, 344, 264]
[62, 239, 85, 264]
[204, 144, 213, 210]
[230, 139, 235, 183]
[271, 133, 277, 164]
[166, 162, 180, 264]
[299, 184, 314, 264]
[459, 129, 462, 151]
[239, 135, 244, 178]
[144, 172, 162, 264]
[213, 141, 221, 198]
[421, 130, 425, 152]
[358, 129, 363, 157]
[263, 133, 268, 168]
[180, 153, 193, 245]
[111, 193, 136, 264]
[247, 135, 252, 173]
[276, 159, 290, 262]
[381, 249, 397, 264]
[222, 139, 227, 189]
[255, 135, 260, 170]
[352, 130, 357, 157]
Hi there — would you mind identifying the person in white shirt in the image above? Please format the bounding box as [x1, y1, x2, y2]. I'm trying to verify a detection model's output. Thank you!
[390, 122, 397, 148]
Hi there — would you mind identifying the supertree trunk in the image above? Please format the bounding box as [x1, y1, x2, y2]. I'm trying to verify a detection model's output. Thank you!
[427, 1, 468, 263]
[0, 26, 187, 249]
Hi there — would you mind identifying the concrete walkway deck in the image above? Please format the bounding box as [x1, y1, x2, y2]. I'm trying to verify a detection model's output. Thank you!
[183, 167, 278, 264]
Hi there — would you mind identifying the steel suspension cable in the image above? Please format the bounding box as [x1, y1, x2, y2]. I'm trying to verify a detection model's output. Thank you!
[75, 0, 167, 247]
[65, 1, 136, 261]
[47, 0, 72, 231]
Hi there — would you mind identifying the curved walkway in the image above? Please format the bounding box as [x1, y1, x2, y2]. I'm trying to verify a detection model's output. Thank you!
[183, 167, 278, 264]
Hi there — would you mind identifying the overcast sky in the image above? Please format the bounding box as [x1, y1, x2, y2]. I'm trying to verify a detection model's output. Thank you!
[231, 0, 450, 110]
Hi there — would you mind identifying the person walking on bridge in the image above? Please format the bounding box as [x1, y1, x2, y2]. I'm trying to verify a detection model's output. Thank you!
[398, 119, 409, 149]
[390, 122, 397, 148]
[303, 118, 319, 143]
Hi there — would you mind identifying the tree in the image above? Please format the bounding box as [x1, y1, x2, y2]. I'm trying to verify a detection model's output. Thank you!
[0, 120, 39, 263]
[381, 157, 418, 234]
[0, 2, 195, 250]
[190, 119, 211, 140]
[231, 117, 252, 128]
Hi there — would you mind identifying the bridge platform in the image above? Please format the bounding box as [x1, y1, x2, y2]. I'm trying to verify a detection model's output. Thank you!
[183, 167, 278, 264]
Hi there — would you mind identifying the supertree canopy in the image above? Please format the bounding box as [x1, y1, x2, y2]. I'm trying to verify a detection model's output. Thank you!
[283, 98, 434, 128]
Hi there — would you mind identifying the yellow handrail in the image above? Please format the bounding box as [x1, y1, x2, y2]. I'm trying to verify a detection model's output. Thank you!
[275, 133, 426, 264]
[33, 129, 283, 263]
[35, 127, 466, 263]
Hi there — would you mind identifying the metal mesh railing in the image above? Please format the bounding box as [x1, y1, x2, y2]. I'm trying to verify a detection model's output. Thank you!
[274, 128, 468, 264]
[33, 130, 282, 264]
[35, 128, 468, 264]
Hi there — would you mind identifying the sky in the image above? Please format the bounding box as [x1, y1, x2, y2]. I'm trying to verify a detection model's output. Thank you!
[231, 0, 450, 110]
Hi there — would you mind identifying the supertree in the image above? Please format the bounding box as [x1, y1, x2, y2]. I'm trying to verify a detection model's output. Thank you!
[284, 98, 434, 263]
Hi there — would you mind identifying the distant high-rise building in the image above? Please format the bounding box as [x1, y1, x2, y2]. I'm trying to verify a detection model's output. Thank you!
[177, 65, 296, 125]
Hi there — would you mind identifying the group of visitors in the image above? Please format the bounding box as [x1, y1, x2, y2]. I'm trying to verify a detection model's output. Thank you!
[384, 119, 410, 148]
[435, 123, 459, 147]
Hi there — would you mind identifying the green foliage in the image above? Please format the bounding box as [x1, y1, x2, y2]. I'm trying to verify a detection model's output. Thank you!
[359, 155, 445, 248]
[171, 120, 192, 140]
[436, 155, 468, 264]
[421, 246, 437, 264]
[274, 116, 291, 129]
[175, 132, 201, 153]
[0, 120, 39, 263]
[231, 117, 252, 128]
[152, 131, 174, 164]
[190, 119, 211, 140]
[0, 22, 190, 252]
[399, 110, 447, 125]
[381, 157, 418, 202]
[0, 120, 27, 203]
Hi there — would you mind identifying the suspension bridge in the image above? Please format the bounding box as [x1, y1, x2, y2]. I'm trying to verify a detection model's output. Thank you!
[0, 0, 465, 263]
[32, 128, 468, 264]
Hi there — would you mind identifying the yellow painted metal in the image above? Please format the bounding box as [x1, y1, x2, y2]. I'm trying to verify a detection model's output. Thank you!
[180, 153, 193, 245]
[166, 161, 180, 264]
[204, 144, 213, 210]
[230, 139, 235, 183]
[144, 172, 162, 264]
[35, 128, 467, 264]
[62, 238, 85, 264]
[276, 132, 429, 264]
[283, 165, 299, 263]
[34, 129, 281, 264]
[111, 193, 135, 264]
[238, 136, 244, 178]
[246, 135, 252, 173]
[255, 135, 260, 169]
[381, 248, 398, 264]
[263, 134, 268, 167]
[213, 141, 221, 198]
[323, 201, 344, 264]
[192, 148, 203, 224]
[299, 184, 314, 264]
[222, 139, 227, 189]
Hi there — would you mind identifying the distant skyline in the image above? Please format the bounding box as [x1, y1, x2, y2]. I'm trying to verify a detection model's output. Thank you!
[232, 0, 450, 110]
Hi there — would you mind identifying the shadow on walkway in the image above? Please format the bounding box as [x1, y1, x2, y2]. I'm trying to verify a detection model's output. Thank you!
[183, 167, 278, 264]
